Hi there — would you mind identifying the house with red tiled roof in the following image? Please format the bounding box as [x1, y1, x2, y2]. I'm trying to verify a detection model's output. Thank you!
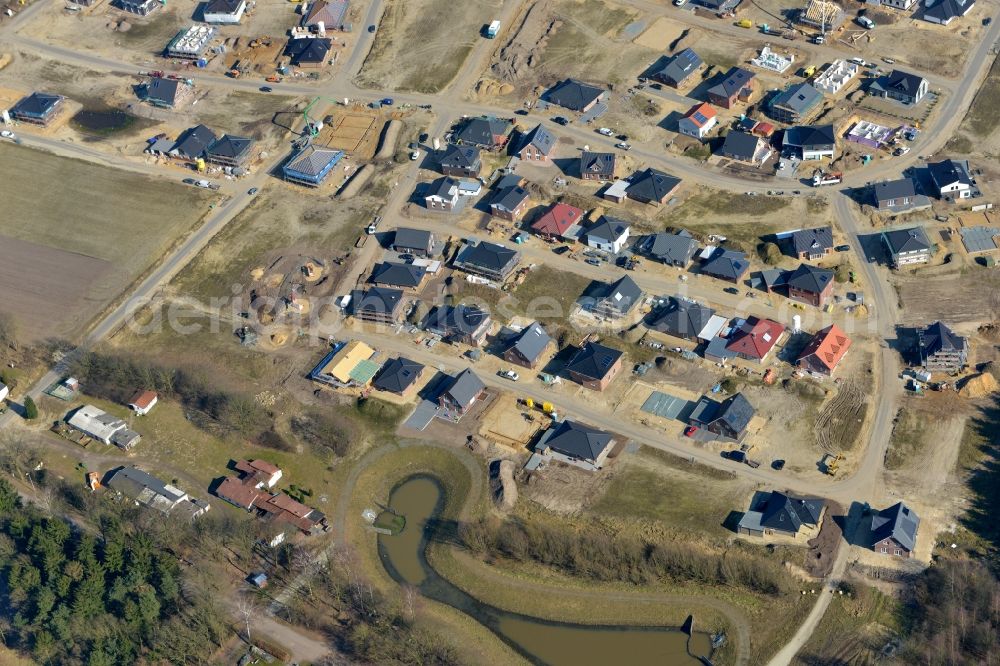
[531, 202, 584, 239]
[127, 390, 158, 415]
[796, 324, 852, 375]
[725, 317, 785, 362]
[678, 102, 717, 140]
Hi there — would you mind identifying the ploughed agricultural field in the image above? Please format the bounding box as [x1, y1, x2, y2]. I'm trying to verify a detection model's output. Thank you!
[0, 143, 213, 341]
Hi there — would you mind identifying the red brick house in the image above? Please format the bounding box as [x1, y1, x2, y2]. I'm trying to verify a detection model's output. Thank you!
[787, 263, 834, 307]
[564, 341, 623, 391]
[516, 124, 555, 165]
[532, 202, 584, 239]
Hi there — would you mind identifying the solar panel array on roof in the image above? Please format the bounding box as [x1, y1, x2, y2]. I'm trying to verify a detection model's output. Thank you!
[693, 111, 708, 124]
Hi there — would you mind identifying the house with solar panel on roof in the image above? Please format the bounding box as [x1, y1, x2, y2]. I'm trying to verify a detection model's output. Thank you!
[309, 340, 382, 388]
[649, 48, 703, 88]
[501, 322, 553, 369]
[9, 92, 64, 126]
[868, 502, 920, 557]
[564, 340, 623, 391]
[515, 124, 556, 165]
[707, 67, 756, 109]
[678, 103, 718, 140]
[282, 144, 344, 187]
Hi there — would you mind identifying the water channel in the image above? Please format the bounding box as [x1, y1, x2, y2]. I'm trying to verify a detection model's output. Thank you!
[377, 474, 715, 666]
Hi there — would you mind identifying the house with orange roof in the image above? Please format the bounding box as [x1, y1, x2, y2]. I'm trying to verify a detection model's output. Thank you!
[678, 103, 718, 140]
[127, 390, 158, 416]
[725, 317, 785, 362]
[531, 202, 585, 239]
[796, 324, 852, 375]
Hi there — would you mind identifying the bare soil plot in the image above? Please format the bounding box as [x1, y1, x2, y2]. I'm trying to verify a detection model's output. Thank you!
[896, 270, 1000, 328]
[0, 142, 212, 341]
[632, 16, 687, 51]
[356, 0, 498, 93]
[0, 236, 111, 341]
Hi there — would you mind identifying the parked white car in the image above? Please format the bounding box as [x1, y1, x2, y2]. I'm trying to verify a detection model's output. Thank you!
[498, 369, 520, 381]
[597, 127, 614, 136]
[0, 130, 13, 139]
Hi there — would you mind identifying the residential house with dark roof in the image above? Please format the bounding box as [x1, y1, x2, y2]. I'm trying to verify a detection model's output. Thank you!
[438, 369, 486, 416]
[372, 357, 425, 396]
[651, 48, 703, 88]
[282, 145, 344, 186]
[689, 0, 741, 11]
[737, 491, 826, 540]
[678, 102, 718, 140]
[701, 248, 749, 282]
[797, 324, 852, 375]
[579, 151, 617, 181]
[368, 261, 426, 291]
[349, 287, 406, 324]
[424, 176, 460, 211]
[424, 304, 492, 346]
[649, 230, 698, 267]
[869, 70, 928, 105]
[725, 317, 785, 361]
[719, 130, 772, 165]
[108, 467, 209, 519]
[782, 124, 836, 160]
[873, 178, 929, 212]
[115, 0, 160, 16]
[143, 78, 181, 108]
[536, 420, 616, 471]
[689, 392, 756, 441]
[769, 82, 823, 123]
[789, 226, 833, 259]
[707, 67, 756, 108]
[455, 116, 511, 150]
[285, 37, 332, 68]
[564, 341, 623, 391]
[490, 184, 530, 222]
[439, 143, 482, 178]
[532, 202, 584, 239]
[516, 124, 556, 164]
[869, 502, 920, 557]
[502, 322, 553, 368]
[923, 0, 974, 25]
[787, 263, 834, 307]
[203, 0, 247, 23]
[918, 321, 968, 371]
[454, 241, 521, 281]
[646, 297, 721, 342]
[626, 168, 682, 205]
[593, 274, 643, 319]
[205, 134, 254, 167]
[546, 79, 606, 112]
[392, 228, 435, 257]
[584, 216, 630, 254]
[881, 227, 931, 267]
[9, 92, 64, 126]
[170, 124, 217, 161]
[928, 158, 973, 199]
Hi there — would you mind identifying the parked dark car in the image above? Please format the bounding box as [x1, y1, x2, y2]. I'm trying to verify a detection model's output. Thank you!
[725, 450, 746, 463]
[835, 244, 851, 252]
[723, 287, 740, 295]
[772, 459, 786, 471]
[552, 116, 570, 126]
[368, 24, 376, 32]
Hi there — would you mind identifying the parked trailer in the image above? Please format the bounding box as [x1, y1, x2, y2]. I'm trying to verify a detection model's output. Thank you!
[811, 169, 843, 186]
[486, 20, 500, 38]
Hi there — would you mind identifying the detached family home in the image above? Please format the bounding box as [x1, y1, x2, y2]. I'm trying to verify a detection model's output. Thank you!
[349, 287, 406, 324]
[502, 322, 553, 368]
[580, 151, 617, 181]
[368, 261, 426, 291]
[689, 392, 756, 441]
[424, 176, 460, 211]
[424, 304, 492, 346]
[649, 230, 698, 267]
[535, 420, 616, 471]
[782, 124, 836, 160]
[881, 227, 931, 267]
[678, 103, 718, 140]
[205, 134, 254, 167]
[202, 0, 247, 24]
[455, 116, 511, 150]
[454, 241, 521, 281]
[108, 467, 209, 519]
[869, 70, 928, 105]
[651, 48, 703, 88]
[592, 274, 643, 319]
[439, 143, 481, 178]
[719, 130, 772, 165]
[546, 79, 606, 112]
[789, 226, 833, 259]
[647, 297, 723, 342]
[918, 321, 968, 372]
[564, 341, 623, 391]
[725, 317, 785, 362]
[923, 0, 974, 24]
[372, 357, 425, 396]
[438, 369, 486, 417]
[67, 405, 141, 451]
[532, 202, 584, 239]
[786, 263, 835, 307]
[626, 168, 682, 204]
[796, 324, 852, 375]
[928, 158, 973, 199]
[701, 248, 750, 282]
[392, 228, 435, 257]
[869, 502, 920, 557]
[9, 92, 64, 126]
[873, 178, 925, 212]
[769, 83, 823, 123]
[738, 491, 826, 541]
[284, 38, 332, 68]
[584, 216, 630, 253]
[516, 124, 556, 164]
[707, 67, 756, 108]
[490, 181, 530, 221]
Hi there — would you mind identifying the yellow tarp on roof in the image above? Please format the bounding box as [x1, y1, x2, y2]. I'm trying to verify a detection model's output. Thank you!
[322, 340, 375, 383]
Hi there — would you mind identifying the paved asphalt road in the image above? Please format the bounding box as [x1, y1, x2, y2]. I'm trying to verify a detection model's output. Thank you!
[1, 0, 998, 661]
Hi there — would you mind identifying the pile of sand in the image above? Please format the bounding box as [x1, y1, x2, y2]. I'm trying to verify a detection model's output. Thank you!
[495, 459, 518, 512]
[250, 267, 265, 281]
[958, 372, 999, 398]
[475, 79, 515, 97]
[301, 262, 322, 282]
[265, 273, 283, 288]
[491, 1, 559, 83]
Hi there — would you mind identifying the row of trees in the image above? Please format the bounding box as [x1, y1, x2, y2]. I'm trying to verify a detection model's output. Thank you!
[0, 477, 228, 664]
[460, 517, 791, 596]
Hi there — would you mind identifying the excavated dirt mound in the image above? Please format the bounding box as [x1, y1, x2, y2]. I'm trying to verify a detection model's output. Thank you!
[491, 0, 559, 83]
[958, 372, 999, 398]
